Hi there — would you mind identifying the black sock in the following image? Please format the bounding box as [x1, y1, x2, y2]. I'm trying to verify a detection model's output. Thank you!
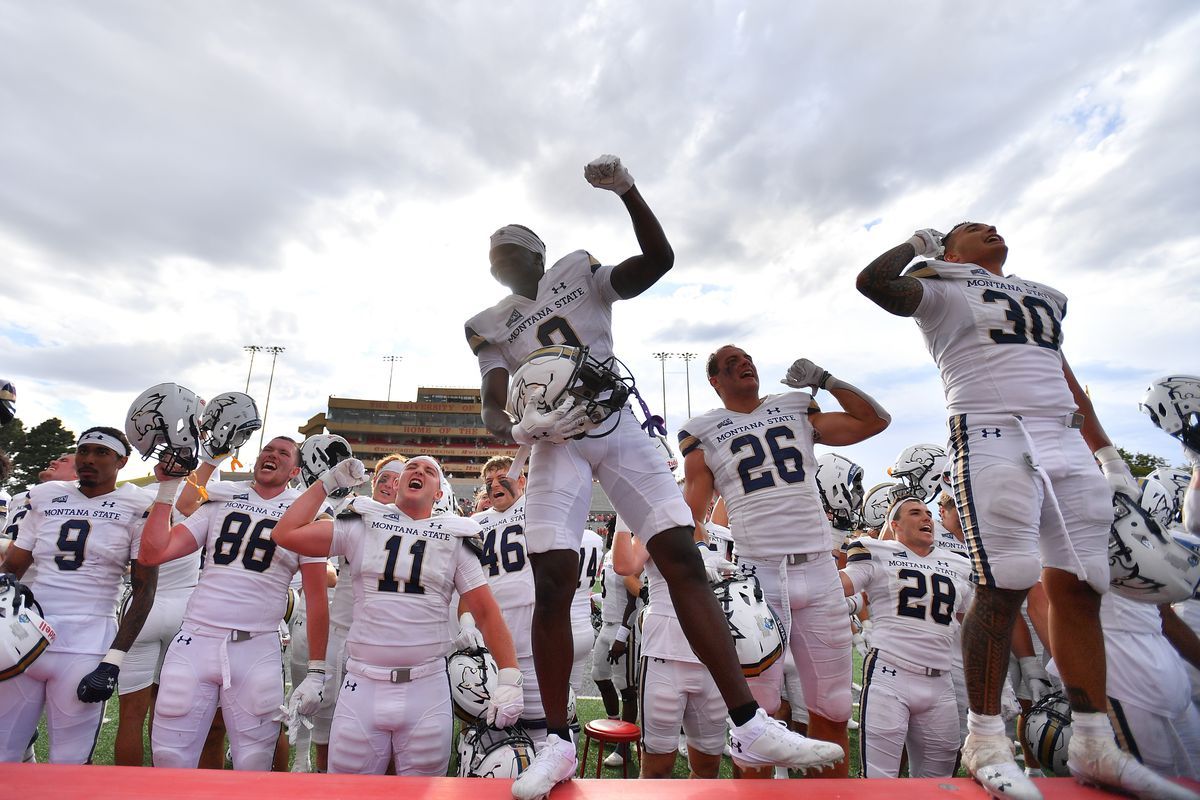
[548, 726, 572, 742]
[729, 702, 759, 727]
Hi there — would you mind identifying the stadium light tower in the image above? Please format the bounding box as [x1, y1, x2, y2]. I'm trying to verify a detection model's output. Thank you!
[679, 353, 697, 418]
[384, 355, 403, 402]
[256, 346, 286, 451]
[652, 352, 672, 421]
[243, 345, 263, 393]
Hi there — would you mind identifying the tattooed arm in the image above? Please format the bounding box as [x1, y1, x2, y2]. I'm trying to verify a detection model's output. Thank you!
[855, 242, 924, 317]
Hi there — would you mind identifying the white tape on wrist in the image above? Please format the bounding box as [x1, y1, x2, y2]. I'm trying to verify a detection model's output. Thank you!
[614, 626, 631, 643]
[155, 479, 183, 505]
[498, 667, 524, 687]
[1094, 446, 1122, 467]
[102, 648, 125, 668]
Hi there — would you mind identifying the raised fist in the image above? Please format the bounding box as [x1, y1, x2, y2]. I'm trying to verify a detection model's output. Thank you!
[584, 155, 635, 195]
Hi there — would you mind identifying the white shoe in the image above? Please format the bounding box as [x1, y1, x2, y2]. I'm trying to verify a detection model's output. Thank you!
[512, 734, 577, 800]
[677, 733, 689, 758]
[602, 750, 624, 768]
[727, 709, 844, 773]
[847, 718, 859, 731]
[962, 732, 1043, 800]
[1068, 734, 1199, 800]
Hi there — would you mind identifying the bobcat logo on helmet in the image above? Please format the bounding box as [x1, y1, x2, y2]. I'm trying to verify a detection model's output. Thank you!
[888, 444, 948, 502]
[124, 383, 204, 477]
[448, 647, 498, 722]
[1140, 375, 1200, 452]
[1109, 491, 1200, 604]
[506, 345, 632, 435]
[862, 482, 902, 531]
[199, 392, 262, 458]
[299, 434, 354, 498]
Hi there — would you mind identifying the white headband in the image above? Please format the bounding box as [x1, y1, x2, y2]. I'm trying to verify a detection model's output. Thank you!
[77, 431, 129, 457]
[490, 225, 545, 259]
[377, 460, 407, 477]
[406, 455, 445, 481]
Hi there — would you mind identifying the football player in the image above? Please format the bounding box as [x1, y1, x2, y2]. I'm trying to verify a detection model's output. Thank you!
[841, 498, 972, 777]
[858, 224, 1190, 800]
[0, 428, 158, 764]
[679, 346, 890, 778]
[465, 156, 842, 798]
[138, 436, 329, 771]
[272, 455, 522, 775]
[590, 534, 643, 767]
[572, 526, 602, 699]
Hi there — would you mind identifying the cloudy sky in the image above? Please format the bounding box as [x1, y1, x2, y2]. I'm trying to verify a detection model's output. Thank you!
[1, 0, 1197, 486]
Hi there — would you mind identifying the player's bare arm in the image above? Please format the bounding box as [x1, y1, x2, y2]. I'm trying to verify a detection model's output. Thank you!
[611, 530, 649, 577]
[682, 449, 718, 541]
[1158, 603, 1200, 671]
[479, 366, 515, 442]
[0, 544, 32, 579]
[272, 481, 335, 557]
[582, 156, 675, 300]
[461, 584, 518, 669]
[781, 358, 891, 446]
[175, 460, 219, 517]
[856, 241, 925, 317]
[1063, 355, 1139, 498]
[111, 559, 157, 652]
[300, 561, 330, 663]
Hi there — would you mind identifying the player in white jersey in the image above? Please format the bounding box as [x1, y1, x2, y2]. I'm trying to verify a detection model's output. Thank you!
[572, 527, 602, 695]
[467, 157, 842, 799]
[841, 498, 973, 778]
[0, 428, 158, 764]
[138, 436, 330, 771]
[273, 455, 523, 775]
[679, 345, 891, 778]
[463, 455, 545, 741]
[592, 544, 642, 722]
[858, 224, 1191, 800]
[611, 517, 726, 779]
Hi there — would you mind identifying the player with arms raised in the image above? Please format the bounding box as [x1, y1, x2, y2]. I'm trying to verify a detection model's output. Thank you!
[466, 156, 843, 800]
[857, 225, 1193, 799]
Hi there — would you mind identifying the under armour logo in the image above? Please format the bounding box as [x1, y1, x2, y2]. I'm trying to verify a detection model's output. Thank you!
[731, 739, 743, 753]
[176, 635, 192, 645]
[717, 418, 733, 428]
[550, 282, 568, 294]
[344, 680, 357, 692]
[101, 501, 116, 508]
[767, 407, 781, 414]
[427, 522, 443, 530]
[981, 428, 1001, 438]
[880, 666, 897, 676]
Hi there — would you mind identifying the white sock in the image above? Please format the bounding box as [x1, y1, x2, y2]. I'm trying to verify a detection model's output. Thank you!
[967, 711, 1006, 737]
[1072, 711, 1114, 739]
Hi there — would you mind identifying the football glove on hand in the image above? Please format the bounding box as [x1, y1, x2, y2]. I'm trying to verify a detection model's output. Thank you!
[584, 154, 635, 196]
[907, 228, 945, 258]
[321, 458, 368, 495]
[1095, 446, 1139, 499]
[1000, 678, 1021, 722]
[288, 662, 327, 717]
[275, 703, 315, 746]
[0, 573, 36, 614]
[512, 391, 589, 446]
[77, 660, 120, 703]
[1018, 656, 1054, 705]
[781, 358, 831, 392]
[607, 637, 628, 665]
[453, 613, 486, 652]
[486, 667, 525, 729]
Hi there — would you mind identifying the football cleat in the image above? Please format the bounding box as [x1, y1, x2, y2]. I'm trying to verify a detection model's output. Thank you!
[727, 708, 843, 773]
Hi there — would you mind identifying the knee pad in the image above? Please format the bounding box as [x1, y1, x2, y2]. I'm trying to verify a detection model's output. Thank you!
[974, 464, 1040, 533]
[232, 649, 284, 723]
[811, 689, 853, 724]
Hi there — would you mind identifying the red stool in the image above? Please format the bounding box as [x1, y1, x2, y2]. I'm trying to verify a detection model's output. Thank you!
[578, 719, 642, 778]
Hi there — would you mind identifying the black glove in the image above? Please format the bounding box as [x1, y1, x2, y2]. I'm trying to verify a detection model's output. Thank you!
[606, 639, 628, 665]
[0, 573, 35, 614]
[77, 661, 120, 703]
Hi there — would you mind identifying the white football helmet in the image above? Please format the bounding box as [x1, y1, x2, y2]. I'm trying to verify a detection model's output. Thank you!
[1140, 375, 1200, 452]
[0, 580, 56, 682]
[1147, 467, 1192, 523]
[1020, 690, 1072, 777]
[1109, 492, 1200, 604]
[704, 521, 736, 562]
[1139, 478, 1175, 529]
[432, 473, 456, 516]
[862, 482, 901, 530]
[889, 444, 948, 501]
[299, 434, 354, 497]
[199, 392, 262, 458]
[713, 574, 784, 677]
[456, 723, 534, 778]
[815, 453, 865, 531]
[0, 377, 15, 425]
[506, 345, 631, 432]
[448, 647, 498, 722]
[125, 383, 204, 476]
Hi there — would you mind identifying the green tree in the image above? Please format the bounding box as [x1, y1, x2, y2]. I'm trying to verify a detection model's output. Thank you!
[3, 417, 75, 492]
[1117, 447, 1168, 479]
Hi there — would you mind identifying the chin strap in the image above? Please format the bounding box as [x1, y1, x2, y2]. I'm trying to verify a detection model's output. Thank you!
[631, 386, 667, 437]
[185, 473, 209, 502]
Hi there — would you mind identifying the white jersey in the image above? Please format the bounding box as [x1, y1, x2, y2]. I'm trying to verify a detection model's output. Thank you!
[1101, 593, 1191, 717]
[331, 504, 486, 659]
[599, 549, 635, 624]
[471, 496, 534, 612]
[933, 517, 970, 560]
[641, 548, 702, 664]
[179, 482, 323, 632]
[679, 391, 831, 558]
[15, 481, 152, 653]
[910, 260, 1075, 416]
[842, 537, 973, 671]
[465, 250, 622, 374]
[573, 529, 603, 619]
[157, 550, 201, 594]
[4, 490, 29, 540]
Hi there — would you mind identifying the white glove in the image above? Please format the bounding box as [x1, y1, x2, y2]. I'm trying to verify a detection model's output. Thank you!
[512, 391, 590, 446]
[584, 154, 635, 195]
[1095, 446, 1138, 499]
[1018, 656, 1054, 705]
[1000, 678, 1021, 722]
[288, 662, 328, 717]
[486, 667, 525, 728]
[703, 555, 738, 584]
[321, 458, 368, 495]
[453, 612, 486, 652]
[274, 702, 314, 746]
[853, 619, 873, 658]
[780, 358, 831, 392]
[200, 436, 231, 463]
[906, 228, 945, 258]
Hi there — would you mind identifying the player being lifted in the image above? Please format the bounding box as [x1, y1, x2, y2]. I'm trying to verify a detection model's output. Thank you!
[466, 155, 843, 800]
[679, 346, 890, 777]
[858, 224, 1193, 800]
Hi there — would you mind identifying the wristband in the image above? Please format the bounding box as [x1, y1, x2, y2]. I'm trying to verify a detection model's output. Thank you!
[1094, 446, 1123, 467]
[614, 626, 631, 644]
[459, 612, 476, 629]
[155, 479, 182, 505]
[307, 659, 327, 675]
[101, 648, 125, 668]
